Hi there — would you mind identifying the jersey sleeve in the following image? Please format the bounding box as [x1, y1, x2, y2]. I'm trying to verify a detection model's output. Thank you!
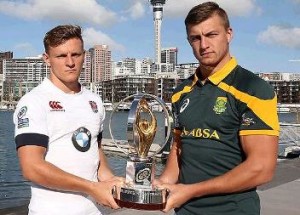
[13, 95, 49, 148]
[99, 98, 105, 133]
[238, 83, 279, 136]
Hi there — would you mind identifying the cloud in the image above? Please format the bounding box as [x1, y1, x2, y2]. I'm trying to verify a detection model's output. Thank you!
[83, 28, 125, 52]
[258, 25, 300, 49]
[161, 0, 261, 18]
[14, 43, 39, 56]
[0, 0, 118, 26]
[126, 1, 145, 19]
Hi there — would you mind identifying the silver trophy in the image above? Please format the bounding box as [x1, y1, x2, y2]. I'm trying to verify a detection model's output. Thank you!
[109, 93, 172, 210]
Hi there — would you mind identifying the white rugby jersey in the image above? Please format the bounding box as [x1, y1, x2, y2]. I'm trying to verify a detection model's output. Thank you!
[14, 78, 105, 215]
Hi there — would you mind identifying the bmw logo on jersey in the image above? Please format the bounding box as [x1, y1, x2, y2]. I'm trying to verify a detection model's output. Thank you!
[72, 127, 91, 152]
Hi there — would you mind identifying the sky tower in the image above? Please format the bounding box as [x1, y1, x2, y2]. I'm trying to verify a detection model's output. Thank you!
[149, 0, 166, 67]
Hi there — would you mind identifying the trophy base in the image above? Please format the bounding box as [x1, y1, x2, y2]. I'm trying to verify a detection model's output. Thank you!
[113, 186, 167, 211]
[114, 199, 166, 210]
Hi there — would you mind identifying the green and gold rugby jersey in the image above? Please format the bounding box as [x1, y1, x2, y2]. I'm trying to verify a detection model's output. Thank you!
[172, 57, 279, 215]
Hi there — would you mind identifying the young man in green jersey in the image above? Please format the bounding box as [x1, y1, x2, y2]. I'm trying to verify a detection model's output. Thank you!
[155, 2, 279, 215]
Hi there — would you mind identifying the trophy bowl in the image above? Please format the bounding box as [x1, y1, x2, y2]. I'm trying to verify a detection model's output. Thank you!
[109, 93, 172, 210]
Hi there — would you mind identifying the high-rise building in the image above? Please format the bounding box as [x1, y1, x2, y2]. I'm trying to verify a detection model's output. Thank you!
[0, 52, 13, 103]
[82, 51, 92, 83]
[161, 47, 178, 72]
[86, 45, 112, 83]
[0, 51, 13, 74]
[149, 0, 166, 67]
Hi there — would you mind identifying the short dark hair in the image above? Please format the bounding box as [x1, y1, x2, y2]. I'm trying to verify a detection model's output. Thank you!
[185, 2, 230, 32]
[43, 25, 83, 53]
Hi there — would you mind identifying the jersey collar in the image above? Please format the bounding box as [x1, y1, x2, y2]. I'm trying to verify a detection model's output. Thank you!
[44, 77, 84, 95]
[193, 57, 238, 85]
[208, 57, 238, 85]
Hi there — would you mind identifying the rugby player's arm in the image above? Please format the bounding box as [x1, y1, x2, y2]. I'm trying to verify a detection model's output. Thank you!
[18, 144, 121, 208]
[193, 135, 278, 194]
[18, 145, 99, 194]
[161, 134, 278, 212]
[156, 130, 182, 185]
[97, 140, 115, 181]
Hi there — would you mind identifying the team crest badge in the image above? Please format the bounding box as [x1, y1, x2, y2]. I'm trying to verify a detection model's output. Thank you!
[89, 101, 98, 113]
[213, 97, 227, 114]
[17, 106, 29, 128]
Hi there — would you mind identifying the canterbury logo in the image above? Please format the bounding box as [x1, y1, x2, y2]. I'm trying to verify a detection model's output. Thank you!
[49, 101, 65, 111]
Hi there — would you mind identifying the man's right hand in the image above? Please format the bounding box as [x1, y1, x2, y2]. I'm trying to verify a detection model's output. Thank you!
[89, 178, 124, 209]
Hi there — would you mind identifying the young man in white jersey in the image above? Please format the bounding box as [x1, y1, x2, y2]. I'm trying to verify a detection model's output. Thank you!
[13, 25, 123, 215]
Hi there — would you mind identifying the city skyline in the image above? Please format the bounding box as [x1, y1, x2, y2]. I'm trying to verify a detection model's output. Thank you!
[0, 0, 300, 73]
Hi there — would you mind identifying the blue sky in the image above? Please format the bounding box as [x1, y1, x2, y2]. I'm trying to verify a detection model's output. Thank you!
[0, 0, 300, 73]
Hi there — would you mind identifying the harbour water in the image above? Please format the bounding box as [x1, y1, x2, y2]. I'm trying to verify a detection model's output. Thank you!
[0, 110, 298, 210]
[0, 110, 168, 209]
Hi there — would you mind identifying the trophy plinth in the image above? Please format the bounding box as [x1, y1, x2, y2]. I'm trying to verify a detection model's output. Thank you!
[112, 154, 168, 210]
[109, 93, 172, 210]
[113, 186, 167, 210]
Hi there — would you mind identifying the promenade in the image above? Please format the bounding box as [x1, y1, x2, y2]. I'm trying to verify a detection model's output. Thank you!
[1, 158, 299, 215]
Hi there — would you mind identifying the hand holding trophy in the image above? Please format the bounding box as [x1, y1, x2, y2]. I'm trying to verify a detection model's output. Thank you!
[109, 93, 172, 210]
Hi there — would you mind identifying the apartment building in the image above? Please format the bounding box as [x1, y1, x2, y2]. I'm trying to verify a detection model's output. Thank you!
[86, 45, 112, 82]
[161, 47, 178, 72]
[2, 58, 48, 101]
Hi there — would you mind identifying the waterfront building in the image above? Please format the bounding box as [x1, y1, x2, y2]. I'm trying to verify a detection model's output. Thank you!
[86, 45, 112, 83]
[175, 63, 199, 79]
[82, 51, 92, 83]
[269, 80, 300, 103]
[259, 72, 282, 81]
[113, 58, 153, 79]
[280, 73, 300, 81]
[113, 61, 133, 78]
[0, 51, 13, 75]
[161, 47, 178, 72]
[155, 76, 178, 102]
[141, 58, 153, 75]
[101, 75, 178, 103]
[259, 72, 300, 81]
[102, 76, 156, 103]
[113, 58, 137, 78]
[0, 51, 13, 104]
[2, 58, 48, 104]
